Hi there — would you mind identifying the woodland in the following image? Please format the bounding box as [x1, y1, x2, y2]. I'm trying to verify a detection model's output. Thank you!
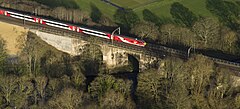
[0, 0, 239, 108]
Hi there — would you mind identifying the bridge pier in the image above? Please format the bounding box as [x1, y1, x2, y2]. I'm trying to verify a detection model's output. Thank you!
[100, 44, 129, 71]
[139, 54, 159, 72]
[101, 45, 159, 72]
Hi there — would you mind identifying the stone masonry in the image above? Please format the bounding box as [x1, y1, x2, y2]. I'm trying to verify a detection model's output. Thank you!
[31, 30, 159, 72]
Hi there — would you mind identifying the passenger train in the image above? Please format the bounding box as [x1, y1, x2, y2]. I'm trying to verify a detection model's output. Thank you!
[0, 8, 147, 47]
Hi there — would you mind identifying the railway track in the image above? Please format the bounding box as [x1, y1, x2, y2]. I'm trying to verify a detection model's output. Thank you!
[0, 14, 240, 75]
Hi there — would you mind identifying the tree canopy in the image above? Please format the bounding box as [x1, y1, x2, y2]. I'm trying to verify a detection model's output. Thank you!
[114, 9, 140, 30]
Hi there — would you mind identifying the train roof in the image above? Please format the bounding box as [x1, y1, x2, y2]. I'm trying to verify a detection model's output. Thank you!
[0, 6, 145, 42]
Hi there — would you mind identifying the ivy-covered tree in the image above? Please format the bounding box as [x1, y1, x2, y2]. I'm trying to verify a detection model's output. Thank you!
[88, 75, 118, 99]
[114, 9, 140, 30]
[137, 69, 167, 108]
[88, 75, 134, 107]
[70, 64, 86, 88]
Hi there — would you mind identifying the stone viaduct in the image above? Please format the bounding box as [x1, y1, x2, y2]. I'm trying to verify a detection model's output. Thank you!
[30, 29, 159, 72]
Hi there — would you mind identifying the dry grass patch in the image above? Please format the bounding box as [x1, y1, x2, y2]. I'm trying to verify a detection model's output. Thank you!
[0, 21, 28, 55]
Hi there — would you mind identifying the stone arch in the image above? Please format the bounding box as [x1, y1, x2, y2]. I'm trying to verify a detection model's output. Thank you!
[79, 43, 103, 76]
[127, 53, 140, 72]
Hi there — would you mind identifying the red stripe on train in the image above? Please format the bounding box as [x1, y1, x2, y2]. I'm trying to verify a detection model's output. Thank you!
[0, 10, 4, 15]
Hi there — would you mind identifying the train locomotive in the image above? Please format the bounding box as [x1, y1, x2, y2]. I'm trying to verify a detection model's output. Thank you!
[0, 8, 147, 47]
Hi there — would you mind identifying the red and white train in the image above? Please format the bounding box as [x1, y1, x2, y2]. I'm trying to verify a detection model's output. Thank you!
[0, 8, 147, 47]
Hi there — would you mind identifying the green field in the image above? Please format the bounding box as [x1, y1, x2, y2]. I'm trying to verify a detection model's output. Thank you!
[74, 0, 117, 19]
[74, 0, 213, 20]
[111, 0, 158, 9]
[0, 0, 219, 21]
[134, 0, 213, 19]
[73, 0, 159, 19]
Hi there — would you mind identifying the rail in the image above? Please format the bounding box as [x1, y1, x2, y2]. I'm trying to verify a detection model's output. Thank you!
[1, 15, 240, 70]
[28, 25, 240, 69]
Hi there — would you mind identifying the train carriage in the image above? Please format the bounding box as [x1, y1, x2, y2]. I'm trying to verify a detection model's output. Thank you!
[0, 7, 147, 47]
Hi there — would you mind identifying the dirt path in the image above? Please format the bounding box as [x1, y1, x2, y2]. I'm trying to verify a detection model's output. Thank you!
[101, 0, 125, 10]
[0, 21, 28, 55]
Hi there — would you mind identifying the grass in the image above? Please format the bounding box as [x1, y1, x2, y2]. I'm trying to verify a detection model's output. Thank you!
[133, 0, 213, 19]
[1, 0, 218, 21]
[74, 0, 117, 19]
[110, 0, 157, 9]
[0, 21, 27, 55]
[30, 0, 79, 8]
[74, 0, 214, 21]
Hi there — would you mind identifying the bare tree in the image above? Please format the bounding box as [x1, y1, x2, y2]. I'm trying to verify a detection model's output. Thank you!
[207, 68, 234, 109]
[35, 75, 48, 100]
[183, 55, 214, 108]
[220, 27, 238, 54]
[131, 21, 159, 40]
[160, 24, 177, 44]
[192, 18, 220, 48]
[48, 88, 83, 109]
[0, 75, 18, 106]
[0, 36, 7, 73]
[160, 24, 195, 46]
[99, 90, 125, 109]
